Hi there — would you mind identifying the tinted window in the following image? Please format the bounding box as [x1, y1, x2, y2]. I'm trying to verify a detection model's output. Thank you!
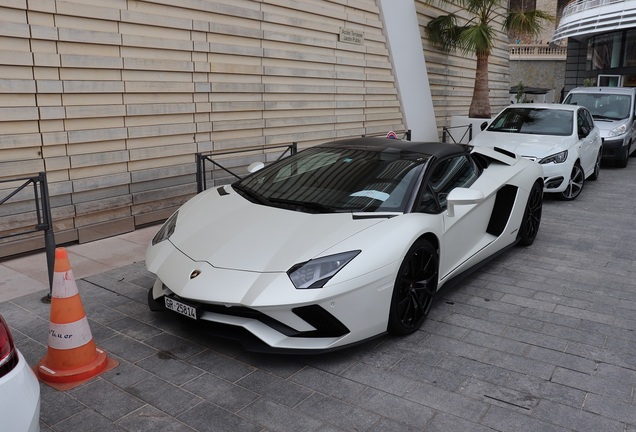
[236, 147, 429, 213]
[487, 108, 573, 136]
[418, 155, 479, 213]
[577, 109, 592, 137]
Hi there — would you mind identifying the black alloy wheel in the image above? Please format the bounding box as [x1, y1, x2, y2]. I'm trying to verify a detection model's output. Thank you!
[559, 162, 584, 200]
[518, 181, 543, 246]
[388, 239, 438, 335]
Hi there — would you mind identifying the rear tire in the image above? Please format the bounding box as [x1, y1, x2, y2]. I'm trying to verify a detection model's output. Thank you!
[589, 148, 602, 181]
[388, 239, 438, 335]
[518, 181, 542, 246]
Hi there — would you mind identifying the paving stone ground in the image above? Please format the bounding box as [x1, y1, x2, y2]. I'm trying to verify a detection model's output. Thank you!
[3, 159, 636, 432]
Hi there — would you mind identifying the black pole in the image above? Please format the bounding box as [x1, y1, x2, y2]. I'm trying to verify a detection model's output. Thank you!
[195, 153, 203, 194]
[39, 172, 56, 302]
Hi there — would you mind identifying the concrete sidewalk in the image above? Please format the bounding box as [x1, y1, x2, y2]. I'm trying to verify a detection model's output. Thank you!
[0, 226, 157, 303]
[1, 163, 636, 432]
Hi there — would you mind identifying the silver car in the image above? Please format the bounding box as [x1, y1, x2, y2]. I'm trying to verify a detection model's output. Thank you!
[563, 86, 636, 168]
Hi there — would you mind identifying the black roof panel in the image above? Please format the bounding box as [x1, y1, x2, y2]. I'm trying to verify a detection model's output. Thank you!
[318, 137, 472, 159]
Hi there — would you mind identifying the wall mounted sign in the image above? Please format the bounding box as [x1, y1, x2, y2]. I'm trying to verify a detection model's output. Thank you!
[339, 28, 364, 45]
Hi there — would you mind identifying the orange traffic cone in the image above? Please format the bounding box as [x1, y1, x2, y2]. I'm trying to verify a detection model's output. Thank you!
[37, 247, 111, 386]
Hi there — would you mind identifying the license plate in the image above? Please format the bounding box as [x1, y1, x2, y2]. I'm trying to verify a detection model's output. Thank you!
[164, 297, 198, 320]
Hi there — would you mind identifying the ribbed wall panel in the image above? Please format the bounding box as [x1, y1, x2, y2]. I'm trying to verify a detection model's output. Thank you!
[0, 0, 408, 256]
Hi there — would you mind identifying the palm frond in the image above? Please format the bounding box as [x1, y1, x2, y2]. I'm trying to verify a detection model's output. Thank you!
[426, 14, 464, 52]
[464, 0, 503, 15]
[458, 23, 494, 55]
[504, 10, 555, 36]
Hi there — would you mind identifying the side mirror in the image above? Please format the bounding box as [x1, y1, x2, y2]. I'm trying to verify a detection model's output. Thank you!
[247, 161, 265, 173]
[446, 188, 484, 217]
[480, 121, 488, 131]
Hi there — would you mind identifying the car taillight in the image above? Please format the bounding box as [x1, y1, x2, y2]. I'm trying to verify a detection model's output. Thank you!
[0, 315, 18, 378]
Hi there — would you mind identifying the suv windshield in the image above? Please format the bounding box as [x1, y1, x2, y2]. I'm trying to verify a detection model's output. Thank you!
[234, 146, 429, 213]
[487, 107, 573, 136]
[564, 93, 631, 121]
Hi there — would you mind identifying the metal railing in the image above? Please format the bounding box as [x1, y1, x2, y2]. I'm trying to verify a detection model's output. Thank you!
[0, 172, 56, 299]
[562, 0, 625, 17]
[362, 130, 412, 141]
[442, 124, 473, 144]
[195, 132, 412, 193]
[196, 143, 298, 193]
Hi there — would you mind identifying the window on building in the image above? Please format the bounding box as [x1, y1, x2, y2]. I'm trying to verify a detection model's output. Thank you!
[624, 29, 636, 68]
[588, 31, 624, 70]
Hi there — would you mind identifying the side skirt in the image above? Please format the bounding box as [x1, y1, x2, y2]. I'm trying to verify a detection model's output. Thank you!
[437, 239, 518, 294]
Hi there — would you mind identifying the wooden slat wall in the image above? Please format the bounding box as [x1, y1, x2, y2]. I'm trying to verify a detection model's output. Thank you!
[0, 0, 406, 257]
[415, 1, 512, 133]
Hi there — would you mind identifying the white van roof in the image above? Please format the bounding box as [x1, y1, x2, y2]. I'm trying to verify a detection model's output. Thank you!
[568, 87, 636, 95]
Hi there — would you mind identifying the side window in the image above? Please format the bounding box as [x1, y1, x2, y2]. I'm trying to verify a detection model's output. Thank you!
[418, 155, 479, 213]
[577, 109, 591, 137]
[584, 109, 595, 129]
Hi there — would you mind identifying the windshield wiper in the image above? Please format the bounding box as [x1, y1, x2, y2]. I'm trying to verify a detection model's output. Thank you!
[268, 198, 337, 213]
[592, 115, 618, 121]
[233, 184, 272, 206]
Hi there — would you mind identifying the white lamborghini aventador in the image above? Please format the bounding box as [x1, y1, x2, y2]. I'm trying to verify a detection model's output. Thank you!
[146, 137, 544, 352]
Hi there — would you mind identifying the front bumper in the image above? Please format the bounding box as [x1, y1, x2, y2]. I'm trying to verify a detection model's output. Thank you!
[146, 241, 395, 352]
[148, 277, 389, 353]
[538, 160, 574, 193]
[600, 137, 629, 161]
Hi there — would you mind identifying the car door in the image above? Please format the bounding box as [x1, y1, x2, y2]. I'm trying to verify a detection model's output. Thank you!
[416, 155, 495, 279]
[577, 107, 599, 175]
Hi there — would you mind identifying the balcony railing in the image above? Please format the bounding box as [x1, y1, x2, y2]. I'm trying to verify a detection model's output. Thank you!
[509, 44, 567, 59]
[553, 0, 636, 41]
[562, 0, 625, 17]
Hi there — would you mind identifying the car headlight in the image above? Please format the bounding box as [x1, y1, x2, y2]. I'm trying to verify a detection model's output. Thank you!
[608, 122, 628, 137]
[152, 211, 179, 245]
[539, 150, 568, 165]
[288, 250, 360, 289]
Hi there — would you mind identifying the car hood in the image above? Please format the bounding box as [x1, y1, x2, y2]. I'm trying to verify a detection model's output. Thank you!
[168, 187, 388, 272]
[472, 131, 572, 159]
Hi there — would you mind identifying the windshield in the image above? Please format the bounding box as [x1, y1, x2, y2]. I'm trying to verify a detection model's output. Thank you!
[487, 107, 573, 136]
[564, 93, 631, 121]
[234, 146, 429, 213]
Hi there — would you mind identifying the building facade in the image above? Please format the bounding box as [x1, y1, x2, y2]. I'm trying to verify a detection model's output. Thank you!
[0, 0, 511, 257]
[552, 0, 636, 92]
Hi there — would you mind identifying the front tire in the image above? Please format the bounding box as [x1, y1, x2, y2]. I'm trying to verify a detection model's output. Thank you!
[559, 162, 584, 200]
[616, 143, 630, 168]
[388, 239, 438, 335]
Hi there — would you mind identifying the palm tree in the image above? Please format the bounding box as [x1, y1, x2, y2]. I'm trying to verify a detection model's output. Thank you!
[426, 0, 553, 118]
